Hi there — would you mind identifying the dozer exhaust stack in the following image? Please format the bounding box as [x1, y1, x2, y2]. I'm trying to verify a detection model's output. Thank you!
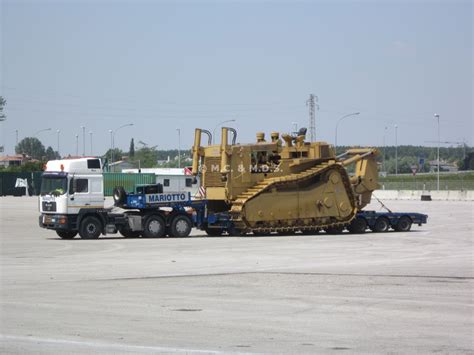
[192, 128, 212, 177]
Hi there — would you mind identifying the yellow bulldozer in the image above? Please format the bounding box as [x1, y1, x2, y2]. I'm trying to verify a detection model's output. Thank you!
[192, 127, 380, 236]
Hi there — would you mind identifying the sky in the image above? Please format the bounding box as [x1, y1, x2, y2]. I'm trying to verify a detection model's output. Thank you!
[1, 0, 472, 157]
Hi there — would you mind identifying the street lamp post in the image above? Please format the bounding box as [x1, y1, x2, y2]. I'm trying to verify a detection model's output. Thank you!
[110, 123, 133, 171]
[56, 130, 60, 157]
[89, 131, 93, 155]
[81, 126, 86, 157]
[434, 114, 440, 191]
[382, 126, 389, 173]
[75, 134, 79, 156]
[176, 128, 181, 168]
[34, 128, 52, 137]
[212, 119, 236, 144]
[15, 129, 18, 145]
[334, 112, 360, 155]
[394, 124, 398, 175]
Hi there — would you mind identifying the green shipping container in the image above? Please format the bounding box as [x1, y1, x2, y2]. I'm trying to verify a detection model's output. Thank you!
[0, 172, 43, 196]
[103, 173, 156, 196]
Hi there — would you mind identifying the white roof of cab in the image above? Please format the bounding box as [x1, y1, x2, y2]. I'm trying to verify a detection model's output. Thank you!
[45, 158, 102, 174]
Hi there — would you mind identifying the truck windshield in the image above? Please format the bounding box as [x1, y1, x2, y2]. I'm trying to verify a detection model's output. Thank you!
[41, 176, 68, 196]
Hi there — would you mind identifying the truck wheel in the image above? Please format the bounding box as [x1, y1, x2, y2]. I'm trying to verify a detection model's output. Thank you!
[79, 216, 102, 239]
[169, 214, 193, 238]
[205, 228, 224, 237]
[395, 216, 412, 232]
[348, 218, 367, 234]
[56, 230, 77, 239]
[119, 228, 141, 238]
[142, 214, 166, 238]
[372, 217, 390, 233]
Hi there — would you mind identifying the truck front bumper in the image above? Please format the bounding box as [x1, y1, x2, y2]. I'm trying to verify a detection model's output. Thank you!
[39, 214, 75, 230]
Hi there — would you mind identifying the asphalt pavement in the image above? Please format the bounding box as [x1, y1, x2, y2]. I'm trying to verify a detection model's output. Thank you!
[1, 197, 473, 354]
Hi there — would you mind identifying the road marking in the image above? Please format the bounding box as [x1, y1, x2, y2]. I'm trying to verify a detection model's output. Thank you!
[0, 334, 258, 354]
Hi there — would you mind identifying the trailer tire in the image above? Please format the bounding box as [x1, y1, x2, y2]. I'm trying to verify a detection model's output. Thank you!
[372, 217, 390, 233]
[169, 214, 193, 238]
[113, 186, 127, 206]
[205, 228, 224, 237]
[119, 228, 141, 238]
[324, 225, 344, 234]
[56, 230, 77, 239]
[79, 216, 102, 239]
[142, 214, 166, 238]
[348, 218, 367, 234]
[395, 216, 412, 232]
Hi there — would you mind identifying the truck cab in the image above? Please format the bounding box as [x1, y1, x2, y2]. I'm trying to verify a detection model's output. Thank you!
[39, 158, 106, 238]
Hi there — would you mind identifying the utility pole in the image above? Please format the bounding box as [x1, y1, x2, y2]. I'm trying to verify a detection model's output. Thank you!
[80, 126, 85, 157]
[434, 114, 440, 191]
[75, 134, 79, 156]
[394, 124, 398, 175]
[56, 130, 60, 157]
[306, 94, 318, 141]
[89, 131, 93, 155]
[176, 128, 181, 168]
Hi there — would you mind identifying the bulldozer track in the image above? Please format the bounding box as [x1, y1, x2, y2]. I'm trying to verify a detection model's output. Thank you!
[229, 161, 357, 235]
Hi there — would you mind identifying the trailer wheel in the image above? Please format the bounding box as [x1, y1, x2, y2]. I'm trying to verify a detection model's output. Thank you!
[79, 216, 102, 239]
[142, 214, 166, 238]
[371, 217, 390, 233]
[56, 230, 77, 239]
[113, 186, 127, 206]
[205, 228, 224, 237]
[119, 227, 141, 238]
[395, 216, 412, 232]
[348, 218, 367, 234]
[301, 229, 319, 235]
[169, 214, 193, 238]
[324, 225, 344, 234]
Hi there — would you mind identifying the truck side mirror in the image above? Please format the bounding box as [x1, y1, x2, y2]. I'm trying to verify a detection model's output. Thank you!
[192, 177, 198, 184]
[69, 178, 76, 194]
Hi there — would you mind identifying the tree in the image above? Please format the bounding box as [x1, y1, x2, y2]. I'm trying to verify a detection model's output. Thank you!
[133, 147, 159, 168]
[45, 146, 58, 161]
[104, 148, 124, 162]
[129, 138, 135, 158]
[0, 96, 6, 121]
[15, 137, 46, 160]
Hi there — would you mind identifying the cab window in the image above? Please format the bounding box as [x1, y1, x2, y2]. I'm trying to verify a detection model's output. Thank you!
[75, 179, 89, 193]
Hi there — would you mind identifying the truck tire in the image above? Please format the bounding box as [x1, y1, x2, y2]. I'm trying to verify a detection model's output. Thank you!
[142, 214, 166, 238]
[79, 216, 102, 239]
[113, 186, 127, 206]
[119, 227, 141, 238]
[56, 230, 77, 239]
[169, 214, 193, 238]
[395, 216, 412, 232]
[348, 217, 367, 234]
[371, 217, 390, 233]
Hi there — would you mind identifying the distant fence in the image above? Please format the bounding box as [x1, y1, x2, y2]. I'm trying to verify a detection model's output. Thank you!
[0, 172, 157, 196]
[380, 179, 474, 191]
